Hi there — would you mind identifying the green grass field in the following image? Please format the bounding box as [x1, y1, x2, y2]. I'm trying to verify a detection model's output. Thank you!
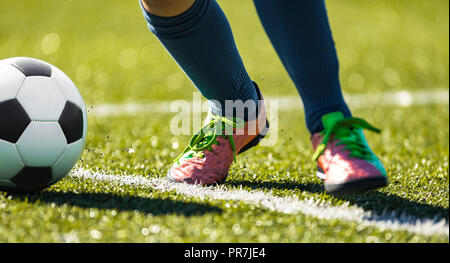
[0, 0, 448, 243]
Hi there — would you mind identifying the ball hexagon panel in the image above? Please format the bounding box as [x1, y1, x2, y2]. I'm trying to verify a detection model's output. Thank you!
[0, 99, 31, 143]
[16, 76, 66, 121]
[59, 101, 85, 144]
[52, 66, 84, 109]
[52, 139, 85, 181]
[0, 140, 25, 180]
[16, 122, 68, 167]
[10, 167, 53, 192]
[0, 64, 25, 102]
[11, 57, 52, 77]
[0, 58, 21, 67]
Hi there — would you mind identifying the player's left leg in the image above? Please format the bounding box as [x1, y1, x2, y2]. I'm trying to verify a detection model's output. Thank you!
[253, 0, 388, 194]
[140, 0, 268, 185]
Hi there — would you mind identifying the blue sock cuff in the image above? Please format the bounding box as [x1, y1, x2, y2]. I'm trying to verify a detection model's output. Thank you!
[140, 0, 209, 39]
[293, 63, 352, 133]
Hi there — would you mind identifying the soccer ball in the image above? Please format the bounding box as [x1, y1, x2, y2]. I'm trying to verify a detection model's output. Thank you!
[0, 57, 87, 192]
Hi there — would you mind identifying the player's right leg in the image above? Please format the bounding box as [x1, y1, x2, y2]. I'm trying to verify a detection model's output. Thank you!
[253, 0, 387, 194]
[140, 0, 268, 185]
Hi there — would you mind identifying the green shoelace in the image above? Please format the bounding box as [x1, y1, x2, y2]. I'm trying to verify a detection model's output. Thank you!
[174, 115, 245, 164]
[311, 118, 381, 162]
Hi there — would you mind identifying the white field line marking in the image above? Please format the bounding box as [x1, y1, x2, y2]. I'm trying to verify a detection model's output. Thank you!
[71, 169, 449, 237]
[90, 89, 449, 117]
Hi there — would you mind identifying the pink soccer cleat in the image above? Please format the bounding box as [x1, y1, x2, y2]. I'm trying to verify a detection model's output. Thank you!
[311, 112, 388, 194]
[167, 86, 268, 185]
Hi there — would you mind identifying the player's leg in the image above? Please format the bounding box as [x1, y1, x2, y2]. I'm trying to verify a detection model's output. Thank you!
[141, 0, 195, 17]
[253, 0, 350, 134]
[140, 0, 268, 185]
[253, 0, 387, 194]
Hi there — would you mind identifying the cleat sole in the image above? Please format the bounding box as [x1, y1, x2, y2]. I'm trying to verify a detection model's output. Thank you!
[323, 174, 388, 195]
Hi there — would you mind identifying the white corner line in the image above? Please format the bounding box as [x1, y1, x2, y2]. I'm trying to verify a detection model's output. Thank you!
[70, 168, 449, 237]
[88, 89, 449, 117]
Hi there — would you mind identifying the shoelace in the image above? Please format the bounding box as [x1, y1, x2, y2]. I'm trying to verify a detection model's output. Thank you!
[174, 115, 245, 164]
[312, 118, 381, 161]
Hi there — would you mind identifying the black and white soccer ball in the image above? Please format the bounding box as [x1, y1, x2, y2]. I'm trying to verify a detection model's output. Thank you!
[0, 57, 87, 192]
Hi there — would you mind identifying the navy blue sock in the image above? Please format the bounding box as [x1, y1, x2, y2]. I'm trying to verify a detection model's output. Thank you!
[141, 0, 258, 119]
[253, 0, 352, 134]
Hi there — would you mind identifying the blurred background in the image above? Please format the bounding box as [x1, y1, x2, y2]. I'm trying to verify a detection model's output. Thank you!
[0, 0, 448, 106]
